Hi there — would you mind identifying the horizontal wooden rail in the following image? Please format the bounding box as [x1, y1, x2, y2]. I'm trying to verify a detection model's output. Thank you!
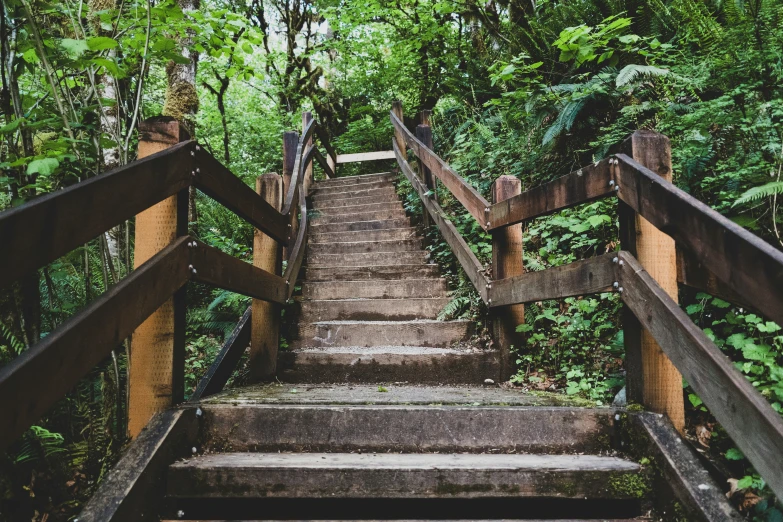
[394, 141, 489, 302]
[0, 141, 194, 289]
[488, 254, 616, 307]
[190, 242, 287, 304]
[390, 111, 491, 227]
[0, 237, 191, 451]
[676, 247, 752, 309]
[616, 251, 783, 500]
[487, 158, 615, 230]
[189, 306, 251, 402]
[336, 151, 395, 163]
[194, 147, 288, 244]
[615, 154, 783, 326]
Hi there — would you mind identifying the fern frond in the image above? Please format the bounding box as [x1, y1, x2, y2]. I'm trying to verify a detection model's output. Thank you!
[733, 181, 783, 206]
[615, 64, 669, 87]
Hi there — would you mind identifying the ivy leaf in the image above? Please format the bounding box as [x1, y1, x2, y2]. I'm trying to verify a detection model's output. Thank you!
[27, 158, 59, 176]
[60, 38, 89, 58]
[87, 36, 118, 51]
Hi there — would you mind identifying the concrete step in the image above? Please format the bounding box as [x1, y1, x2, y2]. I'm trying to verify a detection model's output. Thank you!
[301, 279, 447, 300]
[305, 264, 440, 282]
[167, 452, 641, 499]
[313, 194, 402, 208]
[308, 250, 427, 267]
[310, 218, 411, 233]
[298, 297, 449, 321]
[314, 202, 402, 215]
[310, 227, 418, 243]
[312, 184, 396, 199]
[311, 209, 407, 225]
[197, 404, 615, 454]
[315, 172, 395, 187]
[307, 238, 423, 256]
[279, 346, 500, 384]
[293, 319, 473, 347]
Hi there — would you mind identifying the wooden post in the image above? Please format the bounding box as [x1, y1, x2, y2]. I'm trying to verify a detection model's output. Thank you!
[392, 100, 405, 155]
[491, 175, 525, 380]
[282, 131, 299, 200]
[128, 117, 189, 438]
[250, 173, 284, 380]
[302, 111, 313, 195]
[620, 130, 685, 432]
[416, 114, 435, 233]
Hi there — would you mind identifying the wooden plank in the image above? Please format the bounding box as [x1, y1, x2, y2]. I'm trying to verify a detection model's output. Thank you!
[283, 184, 308, 300]
[487, 158, 615, 230]
[311, 147, 335, 179]
[335, 150, 396, 163]
[78, 408, 198, 522]
[676, 247, 753, 309]
[190, 307, 251, 401]
[0, 238, 190, 451]
[616, 154, 783, 326]
[488, 255, 615, 307]
[0, 141, 193, 288]
[190, 242, 287, 304]
[394, 141, 489, 302]
[314, 124, 337, 177]
[616, 251, 783, 501]
[193, 147, 288, 244]
[390, 111, 491, 227]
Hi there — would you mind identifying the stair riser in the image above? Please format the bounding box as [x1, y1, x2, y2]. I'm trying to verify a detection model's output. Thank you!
[313, 187, 397, 202]
[294, 320, 473, 347]
[305, 265, 440, 281]
[308, 251, 426, 267]
[316, 172, 395, 186]
[167, 459, 640, 500]
[301, 279, 446, 300]
[310, 218, 411, 233]
[308, 239, 422, 255]
[311, 228, 418, 243]
[312, 210, 407, 225]
[315, 202, 402, 215]
[199, 405, 615, 454]
[299, 298, 448, 321]
[313, 194, 402, 208]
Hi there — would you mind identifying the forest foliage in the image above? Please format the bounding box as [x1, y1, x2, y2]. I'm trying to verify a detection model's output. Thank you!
[1, 0, 783, 519]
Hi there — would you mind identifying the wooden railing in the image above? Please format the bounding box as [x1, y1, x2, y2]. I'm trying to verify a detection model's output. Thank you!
[0, 114, 333, 449]
[391, 103, 783, 501]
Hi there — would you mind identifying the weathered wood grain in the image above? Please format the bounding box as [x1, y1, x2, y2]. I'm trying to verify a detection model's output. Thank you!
[190, 242, 287, 304]
[616, 251, 783, 501]
[0, 238, 191, 451]
[190, 307, 251, 401]
[283, 184, 308, 300]
[0, 141, 193, 288]
[193, 148, 288, 243]
[336, 151, 396, 163]
[616, 154, 783, 326]
[487, 158, 615, 230]
[391, 111, 491, 227]
[677, 247, 752, 309]
[78, 408, 198, 522]
[394, 141, 489, 302]
[488, 255, 616, 307]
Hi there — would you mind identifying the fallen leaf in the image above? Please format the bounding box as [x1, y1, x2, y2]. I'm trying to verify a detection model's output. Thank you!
[695, 425, 711, 447]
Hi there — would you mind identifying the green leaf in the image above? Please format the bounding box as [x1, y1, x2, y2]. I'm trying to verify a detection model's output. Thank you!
[91, 57, 120, 77]
[87, 36, 118, 51]
[27, 158, 59, 176]
[737, 476, 754, 490]
[688, 393, 703, 408]
[615, 64, 669, 87]
[725, 448, 744, 460]
[60, 38, 90, 58]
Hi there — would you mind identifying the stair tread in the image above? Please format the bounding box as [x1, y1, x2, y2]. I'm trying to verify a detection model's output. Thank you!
[289, 345, 484, 354]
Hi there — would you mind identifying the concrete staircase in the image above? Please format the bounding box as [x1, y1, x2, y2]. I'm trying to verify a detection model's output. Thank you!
[280, 172, 500, 384]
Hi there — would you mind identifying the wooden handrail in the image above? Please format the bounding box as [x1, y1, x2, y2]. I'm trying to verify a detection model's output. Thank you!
[314, 125, 337, 166]
[0, 237, 191, 450]
[394, 140, 489, 302]
[616, 251, 783, 500]
[282, 118, 317, 214]
[390, 111, 491, 227]
[488, 255, 615, 307]
[0, 141, 194, 288]
[283, 184, 308, 300]
[487, 158, 615, 230]
[615, 154, 783, 326]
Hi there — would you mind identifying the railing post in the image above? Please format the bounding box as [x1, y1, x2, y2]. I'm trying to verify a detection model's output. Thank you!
[392, 100, 405, 155]
[128, 117, 189, 438]
[251, 173, 284, 380]
[302, 111, 313, 195]
[491, 176, 524, 380]
[282, 130, 299, 257]
[620, 130, 685, 432]
[416, 110, 436, 233]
